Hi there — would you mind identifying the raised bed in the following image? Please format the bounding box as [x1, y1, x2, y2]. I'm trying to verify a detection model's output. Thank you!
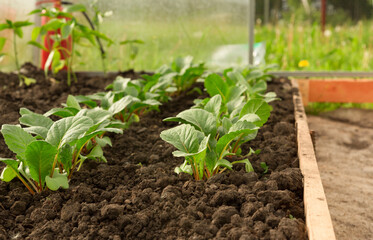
[0, 65, 334, 239]
[292, 79, 336, 240]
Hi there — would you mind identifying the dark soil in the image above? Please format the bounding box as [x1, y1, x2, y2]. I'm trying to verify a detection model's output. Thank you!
[0, 64, 306, 240]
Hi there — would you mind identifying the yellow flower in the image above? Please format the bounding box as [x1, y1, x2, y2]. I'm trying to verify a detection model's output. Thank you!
[298, 60, 309, 68]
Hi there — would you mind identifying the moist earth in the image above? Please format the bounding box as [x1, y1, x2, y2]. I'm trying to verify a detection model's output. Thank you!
[0, 64, 306, 240]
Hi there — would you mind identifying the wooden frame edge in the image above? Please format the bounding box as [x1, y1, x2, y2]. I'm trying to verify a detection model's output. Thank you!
[291, 79, 336, 240]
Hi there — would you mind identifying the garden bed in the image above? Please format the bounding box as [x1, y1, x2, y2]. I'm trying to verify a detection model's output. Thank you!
[0, 65, 307, 239]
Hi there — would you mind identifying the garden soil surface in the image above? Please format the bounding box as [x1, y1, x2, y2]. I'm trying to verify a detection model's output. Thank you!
[0, 64, 306, 239]
[308, 109, 373, 240]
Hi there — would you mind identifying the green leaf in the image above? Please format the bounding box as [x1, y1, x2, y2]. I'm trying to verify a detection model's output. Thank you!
[46, 116, 93, 148]
[84, 144, 106, 162]
[61, 21, 74, 39]
[44, 107, 78, 118]
[74, 95, 97, 108]
[1, 124, 35, 160]
[232, 159, 254, 172]
[204, 73, 227, 100]
[58, 144, 73, 172]
[14, 27, 23, 38]
[66, 4, 87, 13]
[240, 99, 272, 127]
[19, 108, 33, 116]
[230, 70, 252, 94]
[173, 135, 209, 178]
[216, 128, 257, 159]
[229, 121, 258, 135]
[19, 110, 53, 139]
[0, 158, 20, 182]
[173, 134, 209, 158]
[111, 76, 130, 91]
[227, 86, 244, 102]
[0, 37, 6, 52]
[204, 95, 221, 116]
[120, 39, 144, 45]
[29, 9, 42, 15]
[238, 113, 261, 124]
[258, 92, 279, 103]
[22, 76, 36, 86]
[19, 109, 53, 129]
[5, 20, 12, 27]
[45, 169, 69, 190]
[160, 124, 204, 154]
[25, 141, 57, 185]
[165, 109, 216, 136]
[0, 23, 10, 31]
[90, 30, 113, 44]
[251, 80, 267, 94]
[42, 18, 64, 31]
[52, 50, 65, 74]
[215, 158, 233, 170]
[108, 95, 136, 115]
[95, 136, 112, 147]
[66, 95, 81, 110]
[175, 160, 193, 175]
[221, 117, 233, 135]
[77, 108, 111, 124]
[13, 20, 33, 28]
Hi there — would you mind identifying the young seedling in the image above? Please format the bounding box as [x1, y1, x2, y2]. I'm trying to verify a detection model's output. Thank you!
[120, 39, 144, 69]
[161, 93, 273, 180]
[0, 19, 36, 85]
[0, 104, 123, 194]
[29, 4, 112, 85]
[81, 76, 161, 126]
[85, 0, 114, 73]
[157, 56, 205, 94]
[161, 66, 277, 180]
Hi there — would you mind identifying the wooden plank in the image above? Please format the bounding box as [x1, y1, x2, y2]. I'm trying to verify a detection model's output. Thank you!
[297, 79, 310, 106]
[270, 71, 373, 78]
[292, 79, 336, 240]
[296, 79, 373, 105]
[309, 79, 373, 103]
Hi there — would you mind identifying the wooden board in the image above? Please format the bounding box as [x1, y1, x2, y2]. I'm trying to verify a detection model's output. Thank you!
[292, 79, 336, 240]
[297, 79, 373, 105]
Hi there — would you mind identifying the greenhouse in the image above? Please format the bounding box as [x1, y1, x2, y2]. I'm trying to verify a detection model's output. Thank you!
[0, 0, 372, 239]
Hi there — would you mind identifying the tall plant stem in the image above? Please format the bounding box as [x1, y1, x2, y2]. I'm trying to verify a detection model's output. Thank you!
[101, 53, 107, 74]
[16, 173, 35, 195]
[13, 31, 22, 83]
[232, 134, 244, 154]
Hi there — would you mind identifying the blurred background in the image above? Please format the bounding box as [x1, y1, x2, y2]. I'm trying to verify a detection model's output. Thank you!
[0, 0, 373, 72]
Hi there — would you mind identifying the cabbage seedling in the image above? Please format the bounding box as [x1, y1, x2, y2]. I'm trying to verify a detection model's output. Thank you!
[161, 94, 272, 180]
[0, 108, 123, 194]
[156, 56, 205, 94]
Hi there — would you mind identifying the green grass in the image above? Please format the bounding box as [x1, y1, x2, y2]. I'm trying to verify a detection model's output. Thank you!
[1, 17, 373, 72]
[305, 102, 373, 115]
[256, 21, 373, 71]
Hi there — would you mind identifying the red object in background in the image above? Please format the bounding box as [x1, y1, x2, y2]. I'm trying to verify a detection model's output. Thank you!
[321, 0, 326, 33]
[38, 0, 72, 70]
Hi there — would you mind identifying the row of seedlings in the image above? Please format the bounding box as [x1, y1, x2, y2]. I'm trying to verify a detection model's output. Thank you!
[0, 57, 206, 194]
[160, 66, 278, 180]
